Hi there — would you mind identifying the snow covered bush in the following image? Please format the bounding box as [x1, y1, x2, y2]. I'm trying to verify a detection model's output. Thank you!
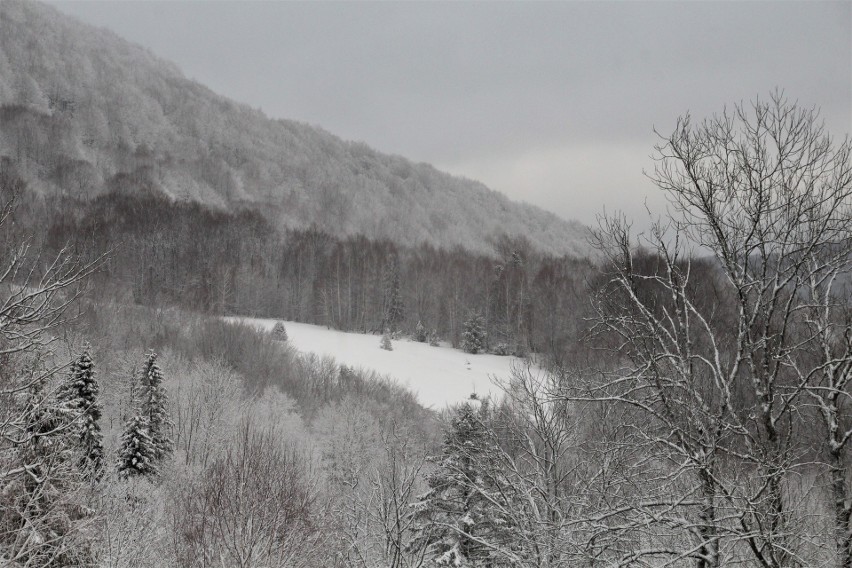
[414, 320, 428, 342]
[272, 320, 288, 341]
[490, 342, 511, 356]
[380, 331, 393, 351]
[429, 329, 440, 347]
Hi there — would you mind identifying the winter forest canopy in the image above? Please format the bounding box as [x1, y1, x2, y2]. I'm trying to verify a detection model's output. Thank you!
[2, 1, 852, 568]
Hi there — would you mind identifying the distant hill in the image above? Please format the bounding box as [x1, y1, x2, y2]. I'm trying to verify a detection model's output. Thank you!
[0, 0, 591, 256]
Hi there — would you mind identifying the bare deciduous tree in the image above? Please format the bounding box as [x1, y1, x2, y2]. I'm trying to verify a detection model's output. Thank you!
[586, 92, 852, 567]
[172, 420, 330, 568]
[0, 166, 103, 566]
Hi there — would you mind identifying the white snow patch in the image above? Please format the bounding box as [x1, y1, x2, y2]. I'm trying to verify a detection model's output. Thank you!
[229, 317, 526, 409]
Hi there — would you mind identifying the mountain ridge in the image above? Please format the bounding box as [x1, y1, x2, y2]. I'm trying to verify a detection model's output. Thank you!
[0, 0, 591, 256]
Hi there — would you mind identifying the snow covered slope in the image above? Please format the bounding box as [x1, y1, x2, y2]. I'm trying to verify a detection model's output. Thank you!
[232, 318, 525, 409]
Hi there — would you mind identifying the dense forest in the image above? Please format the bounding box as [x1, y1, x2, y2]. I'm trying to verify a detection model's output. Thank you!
[22, 183, 592, 362]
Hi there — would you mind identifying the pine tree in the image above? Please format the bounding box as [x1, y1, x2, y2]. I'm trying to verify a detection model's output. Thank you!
[461, 312, 487, 355]
[116, 413, 158, 479]
[410, 399, 518, 567]
[414, 320, 428, 342]
[57, 344, 104, 478]
[380, 330, 393, 351]
[138, 350, 173, 463]
[272, 321, 288, 341]
[382, 255, 404, 332]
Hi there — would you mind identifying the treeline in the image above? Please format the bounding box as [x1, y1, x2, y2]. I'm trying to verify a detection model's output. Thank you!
[25, 184, 595, 362]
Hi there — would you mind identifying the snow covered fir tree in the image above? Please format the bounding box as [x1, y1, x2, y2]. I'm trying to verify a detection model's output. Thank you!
[138, 350, 174, 462]
[116, 412, 158, 479]
[461, 312, 487, 354]
[115, 350, 173, 479]
[414, 320, 428, 343]
[382, 255, 405, 332]
[57, 343, 104, 478]
[380, 330, 393, 351]
[272, 320, 288, 341]
[410, 397, 519, 567]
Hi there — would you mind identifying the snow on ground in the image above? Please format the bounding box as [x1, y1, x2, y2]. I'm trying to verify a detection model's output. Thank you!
[230, 317, 526, 409]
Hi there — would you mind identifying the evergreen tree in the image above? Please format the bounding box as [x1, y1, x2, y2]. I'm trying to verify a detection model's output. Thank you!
[414, 320, 428, 342]
[410, 398, 518, 567]
[116, 413, 158, 479]
[272, 320, 288, 341]
[461, 312, 487, 355]
[57, 344, 104, 478]
[380, 330, 393, 351]
[138, 350, 173, 463]
[382, 255, 404, 332]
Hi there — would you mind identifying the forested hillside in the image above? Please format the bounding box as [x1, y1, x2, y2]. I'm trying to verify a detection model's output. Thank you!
[2, 0, 851, 566]
[0, 0, 590, 257]
[18, 185, 592, 363]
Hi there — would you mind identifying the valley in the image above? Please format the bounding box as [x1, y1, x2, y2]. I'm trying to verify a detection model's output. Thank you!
[0, 1, 849, 567]
[231, 317, 526, 408]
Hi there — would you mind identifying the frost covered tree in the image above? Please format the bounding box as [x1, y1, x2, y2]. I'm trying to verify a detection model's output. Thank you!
[173, 422, 328, 567]
[1, 377, 93, 566]
[272, 320, 288, 341]
[382, 255, 405, 332]
[414, 320, 428, 343]
[0, 166, 101, 566]
[57, 343, 104, 478]
[381, 330, 394, 351]
[587, 92, 852, 567]
[116, 412, 157, 479]
[138, 350, 173, 463]
[461, 312, 486, 354]
[410, 398, 518, 567]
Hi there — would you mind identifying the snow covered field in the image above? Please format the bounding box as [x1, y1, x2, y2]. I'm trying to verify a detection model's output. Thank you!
[230, 318, 526, 409]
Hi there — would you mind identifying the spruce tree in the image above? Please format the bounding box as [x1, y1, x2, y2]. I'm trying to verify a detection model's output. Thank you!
[116, 413, 158, 479]
[272, 321, 288, 341]
[410, 399, 518, 566]
[138, 350, 173, 463]
[382, 256, 404, 332]
[461, 312, 487, 354]
[380, 330, 393, 351]
[57, 344, 104, 478]
[414, 320, 428, 343]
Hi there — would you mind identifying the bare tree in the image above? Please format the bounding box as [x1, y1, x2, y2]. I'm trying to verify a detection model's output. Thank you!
[587, 92, 852, 567]
[339, 423, 428, 568]
[172, 420, 331, 568]
[489, 363, 584, 568]
[0, 166, 103, 566]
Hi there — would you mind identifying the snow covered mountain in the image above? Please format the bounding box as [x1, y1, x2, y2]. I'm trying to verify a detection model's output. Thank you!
[0, 0, 591, 257]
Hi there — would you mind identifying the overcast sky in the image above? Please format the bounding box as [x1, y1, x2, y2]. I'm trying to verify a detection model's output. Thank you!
[50, 1, 851, 229]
